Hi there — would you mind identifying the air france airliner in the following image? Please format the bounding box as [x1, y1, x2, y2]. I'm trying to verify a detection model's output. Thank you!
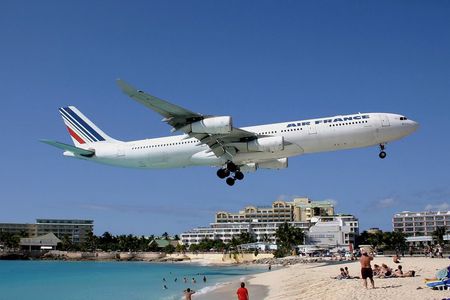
[42, 80, 419, 186]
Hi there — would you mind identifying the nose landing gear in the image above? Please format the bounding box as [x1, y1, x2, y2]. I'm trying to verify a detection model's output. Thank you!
[217, 162, 244, 186]
[379, 144, 387, 159]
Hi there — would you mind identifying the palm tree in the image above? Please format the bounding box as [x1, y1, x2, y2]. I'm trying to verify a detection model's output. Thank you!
[261, 233, 270, 243]
[432, 227, 447, 245]
[59, 234, 73, 251]
[176, 243, 186, 253]
[275, 222, 304, 257]
[383, 231, 407, 253]
[82, 230, 97, 251]
[237, 231, 256, 244]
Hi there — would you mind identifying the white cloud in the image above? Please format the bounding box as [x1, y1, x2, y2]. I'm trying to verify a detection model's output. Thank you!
[376, 197, 396, 208]
[424, 202, 450, 211]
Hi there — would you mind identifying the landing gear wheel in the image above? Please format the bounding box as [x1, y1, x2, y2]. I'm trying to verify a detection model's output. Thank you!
[235, 171, 244, 180]
[227, 162, 237, 173]
[226, 177, 235, 186]
[217, 169, 229, 179]
[379, 151, 387, 159]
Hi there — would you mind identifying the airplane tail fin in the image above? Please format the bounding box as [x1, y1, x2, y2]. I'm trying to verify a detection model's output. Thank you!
[59, 106, 117, 147]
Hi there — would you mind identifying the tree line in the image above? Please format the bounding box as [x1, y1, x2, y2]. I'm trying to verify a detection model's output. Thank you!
[356, 227, 448, 252]
[0, 223, 305, 256]
[5, 224, 445, 257]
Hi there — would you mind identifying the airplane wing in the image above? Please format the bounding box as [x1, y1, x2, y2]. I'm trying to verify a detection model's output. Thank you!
[117, 79, 257, 157]
[40, 140, 95, 157]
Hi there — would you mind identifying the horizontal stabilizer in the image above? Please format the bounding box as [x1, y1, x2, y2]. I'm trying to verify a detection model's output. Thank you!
[40, 140, 95, 157]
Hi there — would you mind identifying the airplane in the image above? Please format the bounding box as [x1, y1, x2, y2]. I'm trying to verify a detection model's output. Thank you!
[42, 80, 419, 186]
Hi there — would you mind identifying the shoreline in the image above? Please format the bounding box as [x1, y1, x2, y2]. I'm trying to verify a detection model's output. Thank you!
[194, 275, 269, 300]
[0, 250, 274, 264]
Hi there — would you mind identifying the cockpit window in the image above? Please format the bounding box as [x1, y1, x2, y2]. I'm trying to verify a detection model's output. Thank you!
[400, 116, 408, 120]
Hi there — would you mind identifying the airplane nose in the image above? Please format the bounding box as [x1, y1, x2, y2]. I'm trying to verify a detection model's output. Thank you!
[408, 120, 419, 133]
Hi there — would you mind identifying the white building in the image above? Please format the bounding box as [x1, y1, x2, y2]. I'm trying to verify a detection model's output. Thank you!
[393, 211, 450, 236]
[180, 221, 309, 247]
[306, 215, 359, 250]
[181, 197, 357, 249]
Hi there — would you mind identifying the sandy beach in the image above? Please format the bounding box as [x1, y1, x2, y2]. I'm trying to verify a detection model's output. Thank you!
[198, 256, 450, 300]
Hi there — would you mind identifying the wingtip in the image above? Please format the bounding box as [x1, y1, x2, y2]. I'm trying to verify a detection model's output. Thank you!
[116, 79, 137, 95]
[40, 139, 55, 145]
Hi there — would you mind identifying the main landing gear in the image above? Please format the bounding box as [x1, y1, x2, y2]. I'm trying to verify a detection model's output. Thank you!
[217, 162, 244, 186]
[379, 144, 387, 159]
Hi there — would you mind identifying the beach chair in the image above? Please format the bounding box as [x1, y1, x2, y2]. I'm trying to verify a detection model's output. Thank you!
[425, 278, 450, 290]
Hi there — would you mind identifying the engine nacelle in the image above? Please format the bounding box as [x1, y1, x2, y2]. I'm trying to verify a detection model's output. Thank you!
[190, 116, 232, 134]
[258, 158, 288, 170]
[247, 136, 284, 152]
[239, 158, 288, 172]
[239, 163, 257, 173]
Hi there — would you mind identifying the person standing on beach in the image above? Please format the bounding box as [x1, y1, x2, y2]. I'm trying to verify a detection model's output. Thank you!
[184, 288, 195, 300]
[237, 282, 249, 300]
[360, 250, 375, 289]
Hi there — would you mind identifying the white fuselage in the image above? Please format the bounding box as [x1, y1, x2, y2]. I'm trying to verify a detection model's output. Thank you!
[67, 112, 418, 169]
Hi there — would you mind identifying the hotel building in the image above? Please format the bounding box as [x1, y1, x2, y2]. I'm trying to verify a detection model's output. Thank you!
[215, 197, 335, 223]
[392, 211, 450, 237]
[181, 221, 310, 246]
[0, 219, 94, 244]
[181, 197, 358, 249]
[306, 215, 359, 248]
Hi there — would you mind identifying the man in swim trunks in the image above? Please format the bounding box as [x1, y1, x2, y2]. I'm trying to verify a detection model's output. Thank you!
[360, 249, 375, 289]
[184, 288, 195, 300]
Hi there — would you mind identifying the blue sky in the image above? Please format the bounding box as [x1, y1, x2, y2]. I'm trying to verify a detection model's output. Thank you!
[1, 1, 449, 236]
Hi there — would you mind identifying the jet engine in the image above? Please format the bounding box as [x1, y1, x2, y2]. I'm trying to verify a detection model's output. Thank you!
[190, 116, 232, 134]
[258, 158, 288, 169]
[247, 136, 284, 152]
[239, 163, 257, 173]
[239, 158, 288, 172]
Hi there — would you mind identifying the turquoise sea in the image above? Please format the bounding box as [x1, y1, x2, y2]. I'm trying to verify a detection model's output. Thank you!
[0, 260, 263, 300]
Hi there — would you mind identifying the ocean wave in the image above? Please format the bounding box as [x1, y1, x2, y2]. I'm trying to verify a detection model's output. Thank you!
[196, 281, 231, 295]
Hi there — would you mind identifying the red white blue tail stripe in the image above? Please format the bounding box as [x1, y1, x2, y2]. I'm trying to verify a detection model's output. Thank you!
[59, 106, 106, 144]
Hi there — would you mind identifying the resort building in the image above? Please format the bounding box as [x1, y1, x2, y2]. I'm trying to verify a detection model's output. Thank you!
[0, 219, 93, 244]
[181, 197, 356, 249]
[181, 221, 309, 247]
[392, 211, 450, 237]
[149, 238, 180, 250]
[20, 233, 61, 251]
[306, 215, 359, 249]
[215, 197, 334, 223]
[405, 235, 450, 247]
[0, 223, 36, 237]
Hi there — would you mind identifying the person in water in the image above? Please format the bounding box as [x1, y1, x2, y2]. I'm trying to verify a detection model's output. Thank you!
[184, 288, 195, 300]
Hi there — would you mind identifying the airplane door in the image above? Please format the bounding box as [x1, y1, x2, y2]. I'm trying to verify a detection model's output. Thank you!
[379, 115, 390, 127]
[308, 125, 317, 135]
[116, 145, 125, 157]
